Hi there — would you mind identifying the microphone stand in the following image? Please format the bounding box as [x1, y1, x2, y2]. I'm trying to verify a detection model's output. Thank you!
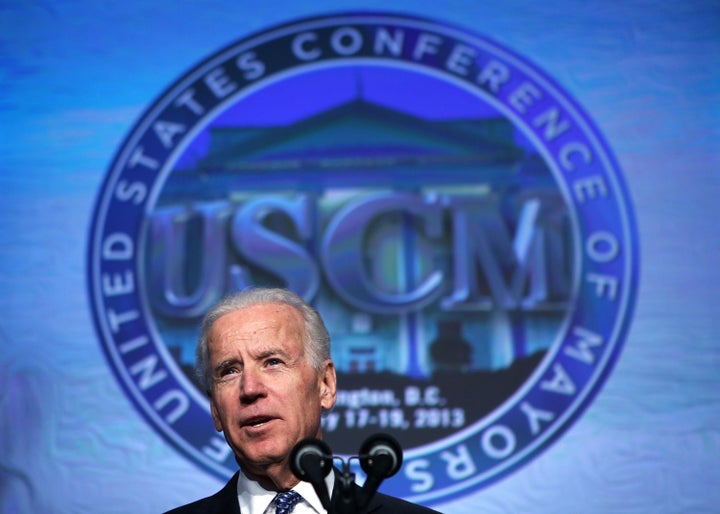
[291, 435, 401, 514]
[331, 459, 361, 514]
[299, 456, 381, 514]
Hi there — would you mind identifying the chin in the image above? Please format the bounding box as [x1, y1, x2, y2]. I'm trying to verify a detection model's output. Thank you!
[247, 443, 292, 465]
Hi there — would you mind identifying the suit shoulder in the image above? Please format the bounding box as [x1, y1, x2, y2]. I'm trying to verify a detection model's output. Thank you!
[162, 495, 215, 514]
[161, 473, 239, 514]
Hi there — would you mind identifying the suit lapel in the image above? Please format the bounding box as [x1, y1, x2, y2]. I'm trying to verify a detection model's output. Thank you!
[214, 472, 242, 514]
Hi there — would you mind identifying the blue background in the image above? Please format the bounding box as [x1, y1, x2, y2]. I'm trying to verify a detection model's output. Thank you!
[1, 1, 718, 513]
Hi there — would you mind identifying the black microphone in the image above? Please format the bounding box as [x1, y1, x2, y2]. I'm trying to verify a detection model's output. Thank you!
[289, 438, 333, 510]
[358, 433, 403, 509]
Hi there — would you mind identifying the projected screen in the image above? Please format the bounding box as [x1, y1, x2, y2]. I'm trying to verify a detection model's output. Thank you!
[1, 3, 718, 514]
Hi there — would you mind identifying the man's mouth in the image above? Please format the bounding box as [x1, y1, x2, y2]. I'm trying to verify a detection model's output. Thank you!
[243, 416, 273, 428]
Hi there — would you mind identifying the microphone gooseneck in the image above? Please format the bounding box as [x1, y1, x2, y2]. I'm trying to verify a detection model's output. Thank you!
[357, 433, 403, 510]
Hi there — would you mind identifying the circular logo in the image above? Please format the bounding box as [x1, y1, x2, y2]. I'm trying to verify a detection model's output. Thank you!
[87, 12, 639, 504]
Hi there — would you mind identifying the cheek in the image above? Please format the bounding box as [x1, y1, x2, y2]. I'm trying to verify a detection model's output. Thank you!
[210, 400, 223, 431]
[210, 390, 235, 427]
[299, 384, 325, 417]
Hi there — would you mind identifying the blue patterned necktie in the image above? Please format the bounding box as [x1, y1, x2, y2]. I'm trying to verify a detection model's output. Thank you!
[273, 490, 302, 514]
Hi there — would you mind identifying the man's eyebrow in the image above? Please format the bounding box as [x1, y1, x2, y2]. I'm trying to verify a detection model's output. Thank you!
[254, 347, 295, 362]
[213, 358, 241, 373]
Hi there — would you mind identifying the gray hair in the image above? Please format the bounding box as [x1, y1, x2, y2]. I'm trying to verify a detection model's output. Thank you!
[195, 288, 331, 394]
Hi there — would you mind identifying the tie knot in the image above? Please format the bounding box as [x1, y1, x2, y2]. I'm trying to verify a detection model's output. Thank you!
[274, 490, 302, 514]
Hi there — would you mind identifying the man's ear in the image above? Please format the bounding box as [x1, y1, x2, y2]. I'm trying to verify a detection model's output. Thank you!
[319, 360, 337, 411]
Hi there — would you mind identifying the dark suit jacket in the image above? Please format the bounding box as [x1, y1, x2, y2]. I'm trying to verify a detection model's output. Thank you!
[163, 471, 440, 514]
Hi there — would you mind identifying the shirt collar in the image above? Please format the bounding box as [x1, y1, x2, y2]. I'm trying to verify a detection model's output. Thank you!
[236, 467, 335, 514]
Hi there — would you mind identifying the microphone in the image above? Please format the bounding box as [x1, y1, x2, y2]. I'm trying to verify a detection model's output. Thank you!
[289, 438, 333, 510]
[290, 434, 404, 513]
[359, 432, 403, 479]
[358, 433, 403, 509]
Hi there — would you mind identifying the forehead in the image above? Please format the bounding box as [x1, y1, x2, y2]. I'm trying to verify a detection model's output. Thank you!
[208, 302, 305, 350]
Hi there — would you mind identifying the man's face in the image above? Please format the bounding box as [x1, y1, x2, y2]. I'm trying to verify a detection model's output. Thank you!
[207, 302, 336, 481]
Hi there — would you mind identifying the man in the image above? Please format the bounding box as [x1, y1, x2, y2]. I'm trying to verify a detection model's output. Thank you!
[164, 287, 439, 514]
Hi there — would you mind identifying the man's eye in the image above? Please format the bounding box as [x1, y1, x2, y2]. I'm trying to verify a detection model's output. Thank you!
[266, 358, 282, 367]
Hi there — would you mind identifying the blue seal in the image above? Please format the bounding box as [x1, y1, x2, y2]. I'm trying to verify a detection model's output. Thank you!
[87, 12, 639, 504]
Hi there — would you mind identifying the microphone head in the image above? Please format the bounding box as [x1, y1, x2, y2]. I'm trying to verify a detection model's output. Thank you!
[359, 433, 403, 478]
[289, 438, 333, 480]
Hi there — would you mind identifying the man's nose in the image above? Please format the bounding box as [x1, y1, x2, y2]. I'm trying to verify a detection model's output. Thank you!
[239, 367, 266, 402]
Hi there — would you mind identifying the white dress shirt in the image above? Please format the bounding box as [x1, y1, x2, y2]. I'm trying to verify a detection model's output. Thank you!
[236, 467, 335, 514]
